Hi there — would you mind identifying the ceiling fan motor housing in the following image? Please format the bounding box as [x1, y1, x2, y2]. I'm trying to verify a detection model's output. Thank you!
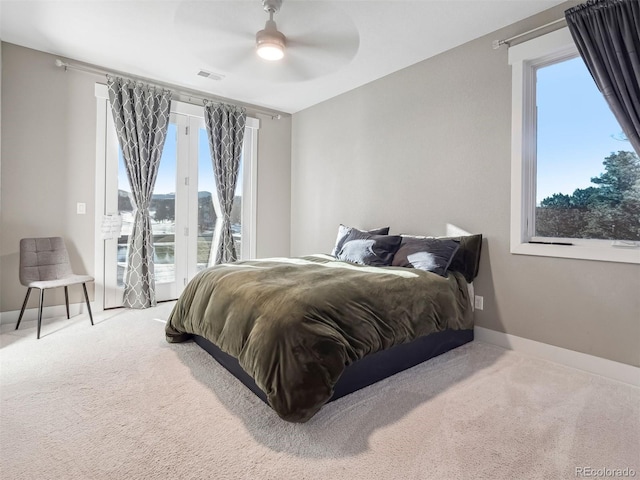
[256, 19, 286, 50]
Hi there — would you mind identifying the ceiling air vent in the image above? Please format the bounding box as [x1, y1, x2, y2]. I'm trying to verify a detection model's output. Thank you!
[197, 70, 225, 81]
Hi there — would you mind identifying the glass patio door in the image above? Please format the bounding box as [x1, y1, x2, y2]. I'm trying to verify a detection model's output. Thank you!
[191, 122, 247, 277]
[104, 113, 187, 308]
[102, 106, 255, 310]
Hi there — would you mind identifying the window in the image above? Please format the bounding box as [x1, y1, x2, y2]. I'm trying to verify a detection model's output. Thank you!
[509, 28, 640, 264]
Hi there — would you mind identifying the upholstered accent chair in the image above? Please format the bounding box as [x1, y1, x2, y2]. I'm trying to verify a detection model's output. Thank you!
[15, 237, 94, 339]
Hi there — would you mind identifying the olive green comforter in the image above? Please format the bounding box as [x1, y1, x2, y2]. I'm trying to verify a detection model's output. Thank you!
[165, 255, 473, 422]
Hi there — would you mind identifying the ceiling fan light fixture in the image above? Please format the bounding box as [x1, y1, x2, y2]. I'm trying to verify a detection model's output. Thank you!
[256, 19, 286, 61]
[257, 43, 285, 61]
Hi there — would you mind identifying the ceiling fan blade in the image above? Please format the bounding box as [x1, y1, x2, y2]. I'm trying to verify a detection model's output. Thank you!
[273, 55, 319, 82]
[174, 1, 257, 42]
[287, 31, 360, 63]
[197, 45, 256, 74]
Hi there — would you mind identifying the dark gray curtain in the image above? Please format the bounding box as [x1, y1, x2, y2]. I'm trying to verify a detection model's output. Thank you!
[107, 76, 172, 308]
[204, 102, 247, 265]
[565, 0, 640, 154]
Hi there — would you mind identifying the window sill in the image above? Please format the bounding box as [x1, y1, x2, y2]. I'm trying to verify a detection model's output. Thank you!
[510, 241, 640, 264]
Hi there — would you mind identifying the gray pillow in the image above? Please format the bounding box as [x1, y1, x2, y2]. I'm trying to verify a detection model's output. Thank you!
[331, 225, 390, 256]
[336, 229, 402, 266]
[392, 237, 460, 277]
[440, 234, 483, 283]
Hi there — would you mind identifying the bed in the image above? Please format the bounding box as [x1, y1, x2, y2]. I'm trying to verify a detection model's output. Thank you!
[166, 231, 482, 423]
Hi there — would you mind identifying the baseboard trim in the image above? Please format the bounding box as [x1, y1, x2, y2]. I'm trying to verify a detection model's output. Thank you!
[0, 302, 96, 326]
[474, 326, 640, 387]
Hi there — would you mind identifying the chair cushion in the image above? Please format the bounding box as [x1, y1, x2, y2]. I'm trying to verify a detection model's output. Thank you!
[27, 274, 94, 290]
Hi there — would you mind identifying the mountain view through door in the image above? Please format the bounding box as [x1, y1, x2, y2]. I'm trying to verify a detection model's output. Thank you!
[116, 123, 244, 290]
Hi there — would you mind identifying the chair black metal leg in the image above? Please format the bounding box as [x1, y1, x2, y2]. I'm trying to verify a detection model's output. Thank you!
[37, 289, 45, 340]
[15, 288, 32, 331]
[64, 286, 70, 319]
[82, 283, 94, 326]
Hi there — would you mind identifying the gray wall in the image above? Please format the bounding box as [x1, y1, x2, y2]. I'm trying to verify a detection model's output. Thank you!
[291, 2, 640, 367]
[1, 43, 98, 312]
[256, 114, 291, 259]
[0, 42, 291, 314]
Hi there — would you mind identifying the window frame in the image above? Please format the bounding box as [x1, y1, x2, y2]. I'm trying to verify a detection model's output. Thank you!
[509, 27, 640, 264]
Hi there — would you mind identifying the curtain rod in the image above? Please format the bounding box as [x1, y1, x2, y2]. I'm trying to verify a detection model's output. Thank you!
[54, 59, 283, 120]
[492, 17, 566, 49]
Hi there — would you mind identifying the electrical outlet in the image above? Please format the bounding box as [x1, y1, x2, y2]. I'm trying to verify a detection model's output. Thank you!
[474, 295, 484, 310]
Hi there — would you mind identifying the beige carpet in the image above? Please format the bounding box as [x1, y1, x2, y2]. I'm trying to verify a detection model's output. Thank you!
[1, 304, 638, 480]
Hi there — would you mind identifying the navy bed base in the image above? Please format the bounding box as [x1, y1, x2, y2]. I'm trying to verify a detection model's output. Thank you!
[193, 328, 474, 405]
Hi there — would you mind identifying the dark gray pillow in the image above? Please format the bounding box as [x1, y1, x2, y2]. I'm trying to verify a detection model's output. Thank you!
[331, 225, 390, 256]
[392, 237, 460, 277]
[439, 234, 483, 282]
[336, 230, 402, 266]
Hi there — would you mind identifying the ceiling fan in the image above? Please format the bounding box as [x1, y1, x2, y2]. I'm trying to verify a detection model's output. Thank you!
[174, 0, 360, 82]
[255, 0, 286, 61]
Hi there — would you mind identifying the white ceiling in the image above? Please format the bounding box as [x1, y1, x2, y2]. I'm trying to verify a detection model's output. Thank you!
[0, 0, 565, 114]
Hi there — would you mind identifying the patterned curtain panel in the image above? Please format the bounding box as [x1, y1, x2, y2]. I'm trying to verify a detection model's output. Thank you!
[565, 0, 640, 154]
[107, 76, 172, 308]
[204, 102, 247, 265]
